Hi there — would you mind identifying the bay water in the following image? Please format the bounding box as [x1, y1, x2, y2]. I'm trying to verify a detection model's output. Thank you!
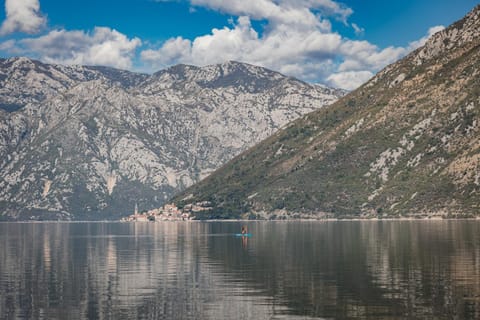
[1, 221, 479, 319]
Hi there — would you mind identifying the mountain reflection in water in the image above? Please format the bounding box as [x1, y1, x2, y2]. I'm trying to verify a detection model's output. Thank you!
[0, 221, 479, 319]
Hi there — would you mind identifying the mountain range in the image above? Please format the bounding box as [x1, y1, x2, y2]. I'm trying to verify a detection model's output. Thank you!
[0, 58, 345, 220]
[173, 5, 480, 219]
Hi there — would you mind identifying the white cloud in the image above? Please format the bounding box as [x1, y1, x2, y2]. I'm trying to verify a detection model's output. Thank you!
[140, 0, 451, 90]
[0, 0, 447, 91]
[283, 0, 353, 23]
[141, 37, 192, 67]
[141, 15, 342, 80]
[0, 0, 46, 35]
[352, 23, 364, 36]
[141, 0, 444, 90]
[191, 0, 317, 28]
[16, 27, 141, 69]
[190, 0, 351, 28]
[0, 39, 16, 51]
[338, 40, 406, 72]
[326, 70, 373, 90]
[192, 0, 352, 22]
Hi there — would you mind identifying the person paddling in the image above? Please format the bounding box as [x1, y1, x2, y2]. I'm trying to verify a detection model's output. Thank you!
[241, 225, 248, 247]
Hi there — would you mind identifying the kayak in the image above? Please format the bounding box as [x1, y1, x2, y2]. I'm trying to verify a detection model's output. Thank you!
[234, 233, 252, 237]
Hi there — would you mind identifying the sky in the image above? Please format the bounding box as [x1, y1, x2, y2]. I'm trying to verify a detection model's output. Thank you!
[0, 0, 477, 90]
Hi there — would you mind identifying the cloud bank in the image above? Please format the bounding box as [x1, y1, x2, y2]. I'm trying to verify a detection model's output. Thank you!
[0, 0, 445, 90]
[142, 0, 444, 89]
[8, 27, 142, 70]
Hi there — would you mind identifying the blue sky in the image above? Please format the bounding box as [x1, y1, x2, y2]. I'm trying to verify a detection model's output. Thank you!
[0, 0, 477, 89]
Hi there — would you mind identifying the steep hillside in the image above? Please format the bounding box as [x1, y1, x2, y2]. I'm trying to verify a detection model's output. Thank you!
[0, 59, 344, 220]
[173, 5, 480, 219]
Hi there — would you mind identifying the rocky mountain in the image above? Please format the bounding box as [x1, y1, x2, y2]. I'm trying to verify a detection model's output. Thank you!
[173, 5, 480, 219]
[0, 58, 345, 220]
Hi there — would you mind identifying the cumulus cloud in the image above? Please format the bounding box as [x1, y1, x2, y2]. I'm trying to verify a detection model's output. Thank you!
[141, 15, 343, 80]
[192, 0, 316, 31]
[326, 70, 373, 90]
[141, 37, 192, 67]
[338, 40, 406, 72]
[288, 0, 353, 23]
[140, 0, 449, 90]
[0, 0, 46, 35]
[0, 0, 446, 90]
[141, 0, 409, 89]
[13, 27, 141, 69]
[191, 0, 352, 25]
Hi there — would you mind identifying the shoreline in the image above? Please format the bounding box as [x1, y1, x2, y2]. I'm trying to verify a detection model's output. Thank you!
[2, 216, 480, 223]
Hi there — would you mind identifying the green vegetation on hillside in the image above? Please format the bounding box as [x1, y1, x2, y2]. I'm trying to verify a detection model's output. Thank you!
[173, 6, 480, 219]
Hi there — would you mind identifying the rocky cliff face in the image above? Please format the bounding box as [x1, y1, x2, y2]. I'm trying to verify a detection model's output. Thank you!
[0, 59, 344, 220]
[173, 5, 480, 219]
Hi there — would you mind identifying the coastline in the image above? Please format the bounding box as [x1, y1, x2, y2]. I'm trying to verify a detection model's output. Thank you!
[2, 216, 480, 223]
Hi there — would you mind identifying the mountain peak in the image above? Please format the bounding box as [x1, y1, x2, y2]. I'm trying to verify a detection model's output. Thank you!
[218, 60, 247, 67]
[212, 60, 282, 76]
[6, 56, 33, 64]
[148, 61, 292, 93]
[413, 4, 480, 65]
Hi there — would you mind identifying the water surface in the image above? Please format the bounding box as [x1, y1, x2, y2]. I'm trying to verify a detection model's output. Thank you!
[1, 221, 480, 319]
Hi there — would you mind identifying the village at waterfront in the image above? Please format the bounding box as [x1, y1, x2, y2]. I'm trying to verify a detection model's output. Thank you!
[121, 201, 212, 222]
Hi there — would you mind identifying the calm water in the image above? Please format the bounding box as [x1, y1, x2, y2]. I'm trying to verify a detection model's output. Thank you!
[1, 221, 480, 319]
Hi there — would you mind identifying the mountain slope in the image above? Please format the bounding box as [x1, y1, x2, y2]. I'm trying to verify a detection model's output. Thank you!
[0, 59, 344, 220]
[173, 5, 480, 219]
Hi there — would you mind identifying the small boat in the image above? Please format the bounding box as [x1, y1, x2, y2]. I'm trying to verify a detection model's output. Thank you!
[234, 233, 252, 237]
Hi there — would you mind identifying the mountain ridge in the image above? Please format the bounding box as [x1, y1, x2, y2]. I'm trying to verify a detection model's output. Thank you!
[0, 58, 345, 220]
[172, 5, 480, 219]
